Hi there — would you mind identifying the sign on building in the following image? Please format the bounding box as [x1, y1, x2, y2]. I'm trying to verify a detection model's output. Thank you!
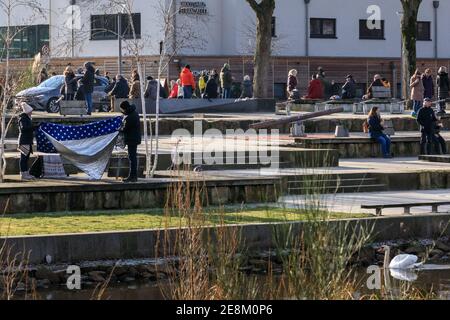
[179, 1, 208, 15]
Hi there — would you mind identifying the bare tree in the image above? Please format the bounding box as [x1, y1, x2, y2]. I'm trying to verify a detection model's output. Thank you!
[400, 0, 422, 101]
[104, 0, 208, 178]
[0, 0, 46, 182]
[245, 0, 276, 98]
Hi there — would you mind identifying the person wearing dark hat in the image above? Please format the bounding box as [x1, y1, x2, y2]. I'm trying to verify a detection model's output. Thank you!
[342, 75, 356, 99]
[119, 100, 141, 183]
[417, 98, 439, 155]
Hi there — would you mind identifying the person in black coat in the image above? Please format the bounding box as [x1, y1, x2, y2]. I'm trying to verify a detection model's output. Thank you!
[120, 100, 141, 183]
[81, 62, 95, 115]
[204, 75, 218, 99]
[437, 67, 450, 114]
[18, 103, 35, 180]
[108, 75, 129, 99]
[342, 75, 357, 99]
[417, 98, 440, 155]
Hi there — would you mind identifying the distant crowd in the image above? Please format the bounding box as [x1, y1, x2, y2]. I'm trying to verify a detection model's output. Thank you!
[286, 66, 450, 115]
[32, 62, 255, 114]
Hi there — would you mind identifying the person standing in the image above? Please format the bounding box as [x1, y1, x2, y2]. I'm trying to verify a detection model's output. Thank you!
[198, 71, 207, 97]
[204, 74, 218, 99]
[367, 107, 392, 158]
[129, 70, 141, 99]
[108, 75, 129, 99]
[119, 100, 141, 183]
[287, 69, 298, 99]
[417, 98, 439, 155]
[180, 65, 196, 99]
[422, 68, 434, 100]
[437, 66, 450, 115]
[81, 62, 95, 115]
[18, 103, 35, 181]
[63, 66, 77, 101]
[220, 63, 233, 99]
[410, 69, 424, 118]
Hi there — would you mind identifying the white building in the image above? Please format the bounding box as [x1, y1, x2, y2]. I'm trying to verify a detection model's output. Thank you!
[1, 0, 450, 97]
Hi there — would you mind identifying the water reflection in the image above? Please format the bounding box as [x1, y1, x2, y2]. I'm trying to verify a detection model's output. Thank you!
[28, 264, 450, 300]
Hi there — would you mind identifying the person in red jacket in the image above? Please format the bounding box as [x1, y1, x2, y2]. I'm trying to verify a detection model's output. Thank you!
[303, 74, 324, 99]
[180, 65, 196, 99]
[168, 80, 179, 99]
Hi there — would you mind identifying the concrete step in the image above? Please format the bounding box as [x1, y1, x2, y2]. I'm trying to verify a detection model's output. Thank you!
[287, 183, 387, 195]
[287, 177, 379, 188]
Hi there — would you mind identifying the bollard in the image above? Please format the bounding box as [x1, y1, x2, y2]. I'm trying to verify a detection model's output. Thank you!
[335, 125, 349, 138]
[291, 121, 306, 137]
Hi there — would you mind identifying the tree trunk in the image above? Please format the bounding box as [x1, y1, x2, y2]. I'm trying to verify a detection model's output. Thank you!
[246, 0, 275, 98]
[400, 0, 422, 101]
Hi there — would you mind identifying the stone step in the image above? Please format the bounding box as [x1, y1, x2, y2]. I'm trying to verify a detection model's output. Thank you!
[287, 183, 387, 195]
[287, 177, 379, 188]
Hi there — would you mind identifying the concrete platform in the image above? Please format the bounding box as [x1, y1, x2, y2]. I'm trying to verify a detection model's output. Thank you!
[5, 111, 438, 138]
[280, 189, 450, 217]
[295, 132, 450, 158]
[419, 155, 450, 163]
[0, 174, 279, 214]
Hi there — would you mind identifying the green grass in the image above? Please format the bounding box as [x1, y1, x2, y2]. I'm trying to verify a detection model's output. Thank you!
[0, 207, 368, 237]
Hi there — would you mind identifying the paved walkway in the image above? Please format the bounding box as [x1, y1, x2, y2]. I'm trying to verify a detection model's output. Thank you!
[279, 189, 450, 216]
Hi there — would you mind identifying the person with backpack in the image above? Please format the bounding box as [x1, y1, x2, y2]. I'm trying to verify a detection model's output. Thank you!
[367, 107, 392, 158]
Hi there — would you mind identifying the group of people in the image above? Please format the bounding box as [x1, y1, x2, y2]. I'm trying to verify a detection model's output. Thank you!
[287, 67, 359, 101]
[367, 97, 447, 159]
[168, 63, 253, 100]
[59, 62, 97, 115]
[410, 67, 449, 117]
[17, 98, 142, 183]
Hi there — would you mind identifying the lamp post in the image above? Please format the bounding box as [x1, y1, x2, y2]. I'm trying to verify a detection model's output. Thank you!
[396, 11, 404, 100]
[433, 1, 439, 60]
[304, 0, 310, 57]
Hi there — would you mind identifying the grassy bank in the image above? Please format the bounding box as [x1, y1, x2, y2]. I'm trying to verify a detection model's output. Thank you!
[0, 207, 367, 237]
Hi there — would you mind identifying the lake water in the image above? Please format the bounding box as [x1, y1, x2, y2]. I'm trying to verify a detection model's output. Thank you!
[29, 264, 450, 300]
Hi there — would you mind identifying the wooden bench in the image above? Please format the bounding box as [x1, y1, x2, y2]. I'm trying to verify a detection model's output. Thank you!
[60, 100, 88, 116]
[361, 201, 450, 216]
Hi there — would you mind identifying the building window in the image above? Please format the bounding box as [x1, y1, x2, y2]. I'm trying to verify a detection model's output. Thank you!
[310, 18, 336, 39]
[91, 13, 141, 41]
[271, 17, 277, 37]
[417, 21, 431, 41]
[359, 19, 385, 40]
[0, 24, 49, 59]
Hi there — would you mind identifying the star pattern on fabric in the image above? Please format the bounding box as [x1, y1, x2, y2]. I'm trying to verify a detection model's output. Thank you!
[37, 117, 123, 153]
